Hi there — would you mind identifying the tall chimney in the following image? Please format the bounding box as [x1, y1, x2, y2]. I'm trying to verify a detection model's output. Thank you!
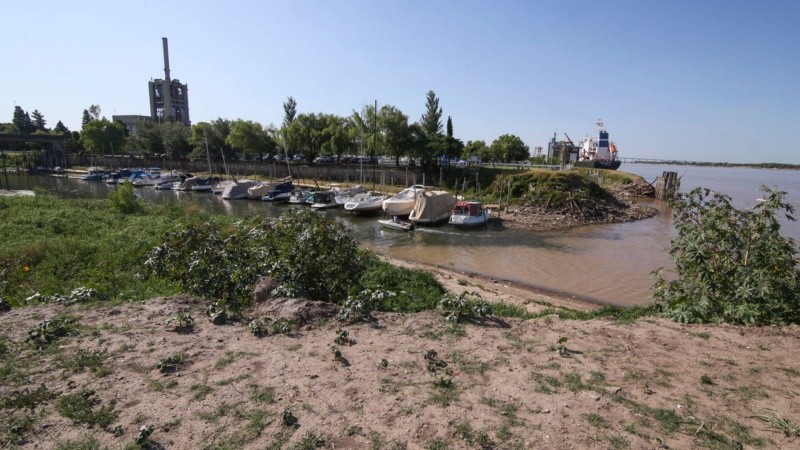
[162, 37, 171, 82]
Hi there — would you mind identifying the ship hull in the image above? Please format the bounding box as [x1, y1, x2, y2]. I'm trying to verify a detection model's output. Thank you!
[574, 159, 622, 170]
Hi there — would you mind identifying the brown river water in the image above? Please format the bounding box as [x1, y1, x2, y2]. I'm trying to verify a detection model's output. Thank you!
[5, 164, 799, 306]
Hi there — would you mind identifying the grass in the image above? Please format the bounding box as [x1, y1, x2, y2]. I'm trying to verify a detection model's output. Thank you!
[0, 194, 189, 306]
[59, 348, 112, 376]
[55, 390, 118, 428]
[490, 301, 656, 323]
[428, 379, 460, 407]
[54, 435, 102, 450]
[190, 383, 213, 401]
[1, 383, 56, 409]
[583, 413, 611, 429]
[249, 384, 276, 404]
[758, 410, 800, 437]
[214, 350, 252, 369]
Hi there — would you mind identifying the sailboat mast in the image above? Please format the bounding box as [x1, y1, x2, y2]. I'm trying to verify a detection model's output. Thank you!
[204, 134, 212, 175]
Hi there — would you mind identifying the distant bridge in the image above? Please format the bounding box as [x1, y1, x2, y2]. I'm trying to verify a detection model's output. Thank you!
[620, 157, 704, 165]
[0, 133, 69, 168]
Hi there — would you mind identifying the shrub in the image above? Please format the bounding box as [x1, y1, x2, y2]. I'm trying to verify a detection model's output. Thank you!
[652, 186, 800, 325]
[107, 181, 142, 214]
[145, 210, 365, 305]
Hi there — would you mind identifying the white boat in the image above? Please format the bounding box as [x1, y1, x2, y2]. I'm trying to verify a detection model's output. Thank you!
[333, 185, 366, 204]
[222, 180, 258, 199]
[81, 167, 107, 181]
[288, 189, 314, 205]
[344, 192, 388, 214]
[449, 201, 489, 228]
[190, 177, 219, 192]
[212, 180, 236, 195]
[378, 216, 414, 231]
[382, 185, 425, 216]
[310, 191, 341, 209]
[247, 182, 271, 199]
[409, 190, 457, 225]
[261, 180, 295, 202]
[154, 172, 186, 190]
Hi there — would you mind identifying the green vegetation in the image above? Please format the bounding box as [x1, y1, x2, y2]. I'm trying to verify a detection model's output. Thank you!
[55, 390, 118, 428]
[487, 170, 619, 210]
[652, 186, 800, 325]
[0, 194, 184, 306]
[107, 180, 143, 214]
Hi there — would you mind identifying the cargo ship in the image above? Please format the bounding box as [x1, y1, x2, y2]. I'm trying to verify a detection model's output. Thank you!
[573, 120, 621, 170]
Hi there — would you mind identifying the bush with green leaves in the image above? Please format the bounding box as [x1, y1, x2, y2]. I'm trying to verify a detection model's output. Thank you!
[165, 312, 194, 332]
[438, 291, 493, 324]
[26, 317, 77, 347]
[107, 181, 142, 214]
[652, 186, 800, 325]
[145, 209, 365, 305]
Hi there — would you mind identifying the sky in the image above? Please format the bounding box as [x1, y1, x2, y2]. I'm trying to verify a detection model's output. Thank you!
[3, 0, 799, 164]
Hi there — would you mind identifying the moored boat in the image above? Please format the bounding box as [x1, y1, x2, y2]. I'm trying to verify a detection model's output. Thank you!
[310, 191, 340, 209]
[344, 192, 387, 214]
[408, 190, 457, 225]
[81, 167, 107, 181]
[382, 185, 425, 216]
[222, 180, 258, 200]
[449, 201, 489, 228]
[378, 216, 414, 231]
[190, 176, 220, 192]
[261, 180, 295, 202]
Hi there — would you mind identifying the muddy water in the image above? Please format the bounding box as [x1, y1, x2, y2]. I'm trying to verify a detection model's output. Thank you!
[5, 164, 798, 306]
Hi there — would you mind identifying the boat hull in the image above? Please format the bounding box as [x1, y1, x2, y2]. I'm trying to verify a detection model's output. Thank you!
[573, 160, 621, 170]
[378, 218, 414, 231]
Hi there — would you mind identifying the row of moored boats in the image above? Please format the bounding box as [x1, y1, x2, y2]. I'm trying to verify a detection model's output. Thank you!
[82, 168, 490, 230]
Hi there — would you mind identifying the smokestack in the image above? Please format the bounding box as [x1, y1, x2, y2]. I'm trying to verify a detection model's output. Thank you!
[162, 37, 171, 82]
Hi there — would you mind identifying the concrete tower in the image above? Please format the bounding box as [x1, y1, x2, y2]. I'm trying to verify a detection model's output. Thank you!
[148, 37, 190, 126]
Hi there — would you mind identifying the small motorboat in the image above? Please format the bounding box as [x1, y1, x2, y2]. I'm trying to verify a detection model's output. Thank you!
[288, 189, 314, 205]
[261, 180, 295, 202]
[449, 201, 489, 228]
[191, 176, 220, 192]
[81, 167, 107, 181]
[378, 215, 414, 231]
[344, 192, 387, 214]
[310, 191, 341, 209]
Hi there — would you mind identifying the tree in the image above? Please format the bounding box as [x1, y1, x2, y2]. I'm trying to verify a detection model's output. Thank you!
[12, 106, 35, 134]
[420, 90, 443, 138]
[379, 105, 411, 166]
[81, 109, 93, 127]
[161, 121, 193, 160]
[64, 131, 84, 154]
[54, 121, 69, 134]
[88, 105, 101, 121]
[31, 109, 47, 131]
[463, 140, 489, 161]
[446, 116, 453, 138]
[125, 119, 163, 157]
[652, 187, 800, 325]
[79, 119, 126, 155]
[351, 104, 381, 159]
[226, 120, 275, 160]
[320, 115, 352, 162]
[490, 134, 529, 162]
[286, 113, 330, 163]
[189, 119, 234, 162]
[282, 96, 297, 128]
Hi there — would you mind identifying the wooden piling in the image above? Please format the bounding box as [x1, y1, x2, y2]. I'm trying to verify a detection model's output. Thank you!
[655, 171, 679, 200]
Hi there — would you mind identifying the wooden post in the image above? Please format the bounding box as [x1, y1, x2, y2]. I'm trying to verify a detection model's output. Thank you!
[655, 171, 679, 200]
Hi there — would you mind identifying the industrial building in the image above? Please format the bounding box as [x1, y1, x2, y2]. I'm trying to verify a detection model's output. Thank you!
[148, 37, 190, 126]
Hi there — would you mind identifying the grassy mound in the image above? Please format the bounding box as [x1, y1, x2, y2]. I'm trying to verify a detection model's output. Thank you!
[488, 170, 621, 213]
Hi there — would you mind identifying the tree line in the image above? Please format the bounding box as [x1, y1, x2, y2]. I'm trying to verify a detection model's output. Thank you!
[2, 91, 532, 170]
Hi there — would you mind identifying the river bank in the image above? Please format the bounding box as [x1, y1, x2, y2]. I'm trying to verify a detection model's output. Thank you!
[2, 281, 798, 449]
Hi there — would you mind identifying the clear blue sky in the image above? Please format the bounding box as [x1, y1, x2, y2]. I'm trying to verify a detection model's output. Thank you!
[3, 0, 798, 163]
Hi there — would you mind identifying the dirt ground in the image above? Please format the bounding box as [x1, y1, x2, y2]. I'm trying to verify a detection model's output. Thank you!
[2, 262, 799, 450]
